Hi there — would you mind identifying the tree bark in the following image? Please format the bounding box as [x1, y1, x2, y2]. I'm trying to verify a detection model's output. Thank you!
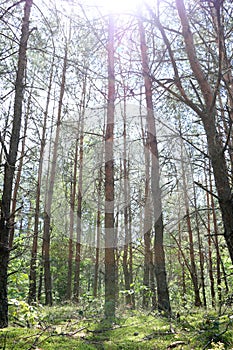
[0, 0, 33, 328]
[73, 118, 84, 302]
[193, 183, 206, 307]
[28, 53, 54, 304]
[180, 137, 201, 307]
[9, 80, 32, 249]
[93, 166, 102, 298]
[104, 13, 116, 320]
[66, 139, 78, 300]
[43, 43, 68, 306]
[138, 16, 171, 315]
[175, 0, 233, 263]
[205, 166, 215, 307]
[142, 125, 153, 309]
[121, 93, 132, 306]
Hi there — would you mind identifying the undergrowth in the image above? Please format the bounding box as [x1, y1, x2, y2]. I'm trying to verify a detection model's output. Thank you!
[0, 302, 232, 349]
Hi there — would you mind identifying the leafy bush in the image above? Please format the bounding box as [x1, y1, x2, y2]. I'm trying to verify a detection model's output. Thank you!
[9, 299, 45, 327]
[210, 342, 225, 350]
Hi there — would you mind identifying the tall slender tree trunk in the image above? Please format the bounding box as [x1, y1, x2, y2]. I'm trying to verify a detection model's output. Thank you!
[180, 141, 201, 307]
[0, 0, 33, 328]
[138, 16, 171, 315]
[128, 208, 135, 308]
[73, 73, 87, 301]
[211, 4, 233, 179]
[104, 13, 116, 320]
[43, 44, 68, 306]
[38, 111, 55, 303]
[193, 183, 206, 307]
[176, 0, 233, 263]
[142, 127, 152, 309]
[66, 139, 78, 300]
[171, 227, 201, 306]
[205, 166, 215, 307]
[93, 125, 104, 298]
[184, 202, 201, 307]
[9, 92, 30, 249]
[115, 213, 119, 304]
[73, 118, 84, 302]
[122, 95, 132, 306]
[178, 219, 186, 304]
[28, 54, 54, 304]
[93, 166, 102, 298]
[209, 165, 223, 302]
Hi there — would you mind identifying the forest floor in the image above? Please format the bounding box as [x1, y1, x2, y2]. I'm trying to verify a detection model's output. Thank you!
[0, 302, 233, 349]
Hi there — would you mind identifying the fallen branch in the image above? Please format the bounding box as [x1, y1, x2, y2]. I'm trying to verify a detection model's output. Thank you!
[167, 340, 187, 349]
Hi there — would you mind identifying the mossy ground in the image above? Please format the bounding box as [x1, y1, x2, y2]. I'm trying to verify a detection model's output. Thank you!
[0, 305, 233, 349]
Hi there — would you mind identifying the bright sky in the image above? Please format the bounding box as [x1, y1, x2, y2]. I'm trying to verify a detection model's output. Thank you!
[94, 0, 140, 14]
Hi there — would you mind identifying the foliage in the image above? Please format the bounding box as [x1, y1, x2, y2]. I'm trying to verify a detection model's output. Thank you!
[210, 342, 225, 350]
[8, 245, 30, 301]
[8, 299, 45, 328]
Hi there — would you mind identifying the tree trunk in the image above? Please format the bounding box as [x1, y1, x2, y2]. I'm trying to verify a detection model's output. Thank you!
[205, 166, 215, 307]
[104, 13, 116, 320]
[28, 54, 54, 304]
[122, 96, 132, 306]
[194, 183, 206, 307]
[73, 73, 87, 301]
[180, 141, 202, 307]
[178, 220, 186, 304]
[93, 166, 102, 298]
[43, 43, 68, 306]
[9, 79, 33, 248]
[209, 165, 223, 302]
[67, 139, 78, 300]
[175, 0, 233, 263]
[142, 126, 152, 309]
[138, 16, 171, 316]
[73, 120, 84, 302]
[0, 0, 33, 328]
[93, 126, 104, 298]
[211, 4, 233, 180]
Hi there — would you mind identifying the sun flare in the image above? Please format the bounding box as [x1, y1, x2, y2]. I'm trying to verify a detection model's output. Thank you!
[93, 0, 141, 14]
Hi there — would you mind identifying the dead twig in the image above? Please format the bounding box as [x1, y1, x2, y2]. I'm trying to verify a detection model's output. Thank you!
[167, 340, 187, 349]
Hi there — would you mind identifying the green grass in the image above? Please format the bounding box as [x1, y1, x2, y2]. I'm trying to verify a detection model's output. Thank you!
[0, 304, 233, 349]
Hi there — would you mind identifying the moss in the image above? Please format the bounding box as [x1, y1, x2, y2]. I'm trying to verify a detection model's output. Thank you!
[1, 306, 233, 350]
[0, 327, 96, 350]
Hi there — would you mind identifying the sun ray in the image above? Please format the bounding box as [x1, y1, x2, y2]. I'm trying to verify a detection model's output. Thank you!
[92, 0, 141, 14]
